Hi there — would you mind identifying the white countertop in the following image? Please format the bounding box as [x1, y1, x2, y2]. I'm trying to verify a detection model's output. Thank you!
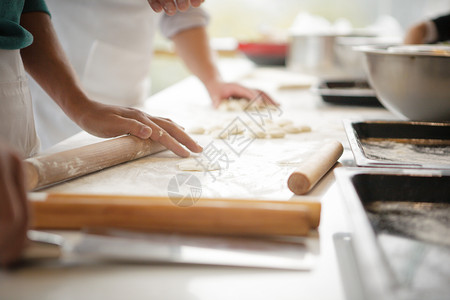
[0, 61, 395, 300]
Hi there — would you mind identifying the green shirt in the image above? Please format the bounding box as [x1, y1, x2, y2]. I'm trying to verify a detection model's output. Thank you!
[0, 0, 50, 50]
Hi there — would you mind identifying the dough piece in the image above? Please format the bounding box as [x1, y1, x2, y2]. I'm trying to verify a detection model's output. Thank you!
[219, 98, 277, 112]
[267, 129, 286, 139]
[187, 126, 205, 134]
[247, 127, 266, 139]
[217, 98, 247, 111]
[276, 119, 294, 127]
[228, 100, 244, 111]
[228, 123, 245, 135]
[283, 124, 311, 134]
[178, 159, 221, 171]
[237, 98, 248, 108]
[217, 102, 231, 111]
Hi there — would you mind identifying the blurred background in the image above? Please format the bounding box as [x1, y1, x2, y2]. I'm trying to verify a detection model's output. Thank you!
[149, 0, 450, 94]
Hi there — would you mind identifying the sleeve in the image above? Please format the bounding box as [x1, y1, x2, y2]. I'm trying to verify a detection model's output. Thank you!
[432, 13, 450, 42]
[22, 0, 50, 16]
[159, 7, 210, 39]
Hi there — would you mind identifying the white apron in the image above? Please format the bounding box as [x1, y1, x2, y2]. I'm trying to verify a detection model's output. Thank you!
[29, 0, 209, 150]
[29, 0, 160, 150]
[0, 49, 40, 157]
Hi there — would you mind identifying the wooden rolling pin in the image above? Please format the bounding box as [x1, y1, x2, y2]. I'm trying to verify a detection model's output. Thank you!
[24, 136, 166, 191]
[29, 194, 321, 236]
[288, 140, 343, 195]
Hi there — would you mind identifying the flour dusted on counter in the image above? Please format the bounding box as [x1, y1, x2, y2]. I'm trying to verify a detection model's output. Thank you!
[177, 159, 221, 172]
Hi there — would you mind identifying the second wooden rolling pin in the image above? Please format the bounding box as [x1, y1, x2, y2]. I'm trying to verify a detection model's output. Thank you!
[29, 194, 321, 237]
[287, 140, 343, 195]
[24, 135, 166, 191]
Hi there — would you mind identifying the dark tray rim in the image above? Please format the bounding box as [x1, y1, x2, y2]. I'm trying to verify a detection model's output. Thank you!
[316, 79, 377, 97]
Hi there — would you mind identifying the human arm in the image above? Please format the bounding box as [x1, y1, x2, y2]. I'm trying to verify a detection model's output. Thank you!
[148, 0, 204, 16]
[404, 22, 428, 44]
[20, 12, 202, 157]
[0, 142, 28, 267]
[404, 14, 450, 44]
[172, 26, 278, 108]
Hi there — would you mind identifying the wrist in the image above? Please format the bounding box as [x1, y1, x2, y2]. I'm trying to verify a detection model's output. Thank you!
[60, 92, 93, 124]
[203, 76, 223, 93]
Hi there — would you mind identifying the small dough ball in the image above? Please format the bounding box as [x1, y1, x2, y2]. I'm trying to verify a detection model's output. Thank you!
[217, 102, 230, 111]
[178, 159, 221, 171]
[276, 119, 294, 127]
[284, 124, 311, 134]
[219, 98, 247, 111]
[187, 126, 205, 134]
[228, 123, 245, 135]
[228, 100, 243, 111]
[267, 129, 286, 139]
[237, 98, 248, 108]
[247, 127, 266, 139]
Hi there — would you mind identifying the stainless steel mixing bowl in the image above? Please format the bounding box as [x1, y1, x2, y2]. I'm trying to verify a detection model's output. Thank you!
[287, 34, 345, 78]
[358, 45, 450, 121]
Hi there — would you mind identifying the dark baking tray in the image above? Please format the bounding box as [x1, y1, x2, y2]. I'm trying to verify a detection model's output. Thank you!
[317, 80, 383, 107]
[335, 168, 450, 300]
[344, 120, 450, 169]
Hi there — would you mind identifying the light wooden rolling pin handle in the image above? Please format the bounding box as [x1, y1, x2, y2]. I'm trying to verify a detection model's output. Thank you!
[24, 136, 166, 191]
[288, 141, 344, 195]
[30, 194, 321, 237]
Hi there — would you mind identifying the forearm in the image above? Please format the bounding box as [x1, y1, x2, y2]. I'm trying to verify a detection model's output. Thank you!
[20, 12, 90, 122]
[172, 26, 222, 90]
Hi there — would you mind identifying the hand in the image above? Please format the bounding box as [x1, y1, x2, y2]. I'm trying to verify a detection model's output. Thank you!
[147, 0, 204, 16]
[75, 101, 203, 158]
[0, 142, 28, 267]
[404, 22, 428, 44]
[206, 81, 279, 109]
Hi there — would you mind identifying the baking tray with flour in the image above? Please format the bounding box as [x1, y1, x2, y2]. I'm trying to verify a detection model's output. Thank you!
[344, 120, 450, 169]
[335, 168, 450, 300]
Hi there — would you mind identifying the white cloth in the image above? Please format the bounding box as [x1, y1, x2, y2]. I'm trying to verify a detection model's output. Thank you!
[0, 49, 40, 157]
[29, 0, 209, 150]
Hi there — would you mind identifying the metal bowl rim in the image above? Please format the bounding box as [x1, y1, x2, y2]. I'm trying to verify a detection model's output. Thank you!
[355, 45, 450, 58]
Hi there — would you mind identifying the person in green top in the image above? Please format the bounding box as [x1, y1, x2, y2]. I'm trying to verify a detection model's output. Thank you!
[0, 0, 203, 267]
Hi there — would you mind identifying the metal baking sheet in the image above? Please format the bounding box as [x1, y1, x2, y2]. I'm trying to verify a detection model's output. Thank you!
[344, 120, 450, 169]
[335, 168, 450, 300]
[317, 80, 382, 107]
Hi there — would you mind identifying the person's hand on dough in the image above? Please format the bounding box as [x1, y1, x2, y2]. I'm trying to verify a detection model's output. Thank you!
[147, 0, 204, 15]
[0, 141, 28, 267]
[206, 81, 279, 109]
[75, 101, 203, 157]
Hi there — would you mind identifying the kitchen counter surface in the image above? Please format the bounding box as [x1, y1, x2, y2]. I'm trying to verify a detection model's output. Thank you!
[0, 60, 395, 300]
